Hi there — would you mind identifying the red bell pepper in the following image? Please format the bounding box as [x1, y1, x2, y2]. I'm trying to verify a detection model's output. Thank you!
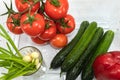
[93, 51, 120, 80]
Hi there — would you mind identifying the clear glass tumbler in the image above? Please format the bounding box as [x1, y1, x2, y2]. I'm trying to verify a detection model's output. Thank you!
[19, 46, 47, 80]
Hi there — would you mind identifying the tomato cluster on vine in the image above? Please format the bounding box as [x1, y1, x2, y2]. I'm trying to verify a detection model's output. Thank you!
[3, 0, 75, 48]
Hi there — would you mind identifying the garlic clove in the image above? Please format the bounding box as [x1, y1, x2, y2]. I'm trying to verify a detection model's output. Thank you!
[35, 58, 40, 65]
[36, 63, 41, 69]
[23, 55, 32, 62]
[31, 52, 40, 59]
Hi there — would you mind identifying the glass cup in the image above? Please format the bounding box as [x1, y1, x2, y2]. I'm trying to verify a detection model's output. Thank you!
[19, 46, 47, 80]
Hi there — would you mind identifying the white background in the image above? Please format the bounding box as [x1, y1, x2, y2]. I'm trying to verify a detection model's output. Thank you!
[0, 0, 120, 80]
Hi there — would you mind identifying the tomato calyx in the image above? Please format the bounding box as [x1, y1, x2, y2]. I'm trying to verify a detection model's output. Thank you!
[11, 16, 21, 27]
[1, 1, 16, 17]
[23, 13, 36, 26]
[11, 16, 21, 32]
[45, 22, 51, 29]
[22, 0, 40, 4]
[22, 0, 29, 3]
[50, 0, 60, 7]
[59, 18, 71, 28]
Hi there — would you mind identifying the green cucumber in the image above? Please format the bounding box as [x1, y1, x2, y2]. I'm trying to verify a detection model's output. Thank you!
[66, 27, 104, 80]
[61, 22, 97, 72]
[50, 21, 89, 69]
[81, 30, 114, 80]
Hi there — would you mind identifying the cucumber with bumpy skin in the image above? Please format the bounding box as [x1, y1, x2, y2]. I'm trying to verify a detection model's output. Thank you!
[61, 22, 97, 72]
[50, 21, 89, 69]
[66, 27, 104, 80]
[81, 30, 114, 80]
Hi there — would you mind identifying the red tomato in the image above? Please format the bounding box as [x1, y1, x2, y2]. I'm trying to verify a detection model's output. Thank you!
[31, 36, 47, 44]
[50, 34, 68, 48]
[20, 12, 45, 37]
[15, 0, 40, 12]
[6, 14, 23, 34]
[39, 20, 57, 40]
[45, 0, 69, 19]
[57, 14, 75, 34]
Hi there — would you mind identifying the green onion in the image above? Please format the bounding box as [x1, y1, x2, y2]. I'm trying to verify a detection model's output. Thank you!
[0, 24, 22, 57]
[0, 24, 40, 80]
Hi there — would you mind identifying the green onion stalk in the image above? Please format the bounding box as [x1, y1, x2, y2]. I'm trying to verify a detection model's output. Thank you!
[0, 24, 38, 80]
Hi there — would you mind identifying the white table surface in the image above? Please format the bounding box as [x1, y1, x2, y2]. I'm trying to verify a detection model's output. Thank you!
[0, 0, 120, 80]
